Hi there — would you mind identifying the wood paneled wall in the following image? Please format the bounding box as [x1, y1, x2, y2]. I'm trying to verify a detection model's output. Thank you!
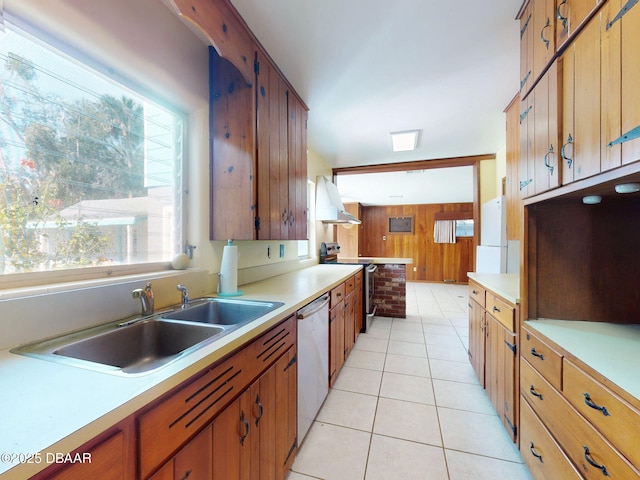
[358, 203, 475, 283]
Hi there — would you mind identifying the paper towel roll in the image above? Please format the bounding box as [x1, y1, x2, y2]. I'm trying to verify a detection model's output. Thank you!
[219, 240, 238, 294]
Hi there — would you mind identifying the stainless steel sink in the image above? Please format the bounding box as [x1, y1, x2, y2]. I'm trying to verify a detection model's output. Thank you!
[12, 318, 226, 375]
[12, 297, 284, 375]
[54, 319, 225, 374]
[161, 297, 283, 326]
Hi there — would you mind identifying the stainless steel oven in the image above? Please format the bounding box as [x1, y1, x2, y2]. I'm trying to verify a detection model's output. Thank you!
[320, 242, 375, 332]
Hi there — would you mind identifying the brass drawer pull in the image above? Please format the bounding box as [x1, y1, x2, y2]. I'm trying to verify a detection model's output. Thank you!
[529, 385, 543, 400]
[529, 442, 543, 463]
[530, 347, 544, 360]
[583, 393, 610, 416]
[583, 446, 609, 476]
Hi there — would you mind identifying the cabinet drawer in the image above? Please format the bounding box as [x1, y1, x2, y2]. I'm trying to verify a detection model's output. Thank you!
[522, 327, 563, 391]
[563, 359, 640, 468]
[345, 275, 356, 295]
[468, 282, 486, 308]
[331, 283, 345, 308]
[520, 398, 582, 480]
[522, 360, 640, 479]
[486, 292, 515, 331]
[139, 316, 296, 478]
[520, 358, 560, 425]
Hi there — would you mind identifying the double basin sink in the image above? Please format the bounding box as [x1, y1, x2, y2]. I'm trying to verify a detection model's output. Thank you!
[12, 298, 283, 375]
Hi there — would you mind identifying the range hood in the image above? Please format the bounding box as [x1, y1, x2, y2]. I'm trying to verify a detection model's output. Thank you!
[315, 176, 362, 224]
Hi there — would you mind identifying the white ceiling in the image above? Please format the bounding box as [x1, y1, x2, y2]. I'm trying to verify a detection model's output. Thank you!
[229, 0, 522, 204]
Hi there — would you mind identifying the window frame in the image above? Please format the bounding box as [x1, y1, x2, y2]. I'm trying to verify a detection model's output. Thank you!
[0, 15, 188, 288]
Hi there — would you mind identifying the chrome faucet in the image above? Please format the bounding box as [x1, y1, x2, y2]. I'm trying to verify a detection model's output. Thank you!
[177, 284, 189, 308]
[132, 282, 154, 316]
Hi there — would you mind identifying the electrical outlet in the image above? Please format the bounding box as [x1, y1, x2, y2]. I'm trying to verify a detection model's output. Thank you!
[413, 266, 417, 272]
[279, 244, 285, 258]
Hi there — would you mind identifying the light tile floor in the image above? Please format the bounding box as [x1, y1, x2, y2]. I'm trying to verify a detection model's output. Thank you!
[288, 282, 533, 480]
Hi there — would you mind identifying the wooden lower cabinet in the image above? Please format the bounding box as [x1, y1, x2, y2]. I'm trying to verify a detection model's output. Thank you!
[520, 328, 640, 480]
[520, 397, 582, 480]
[468, 297, 485, 387]
[467, 279, 518, 442]
[150, 425, 212, 480]
[39, 420, 136, 480]
[212, 344, 297, 480]
[485, 316, 517, 441]
[328, 296, 344, 387]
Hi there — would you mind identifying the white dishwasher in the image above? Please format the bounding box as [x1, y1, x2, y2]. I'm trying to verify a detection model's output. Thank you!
[296, 294, 329, 444]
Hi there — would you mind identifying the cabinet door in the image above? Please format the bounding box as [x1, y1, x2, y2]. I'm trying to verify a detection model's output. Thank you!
[274, 347, 297, 478]
[486, 316, 517, 442]
[209, 48, 257, 240]
[520, 1, 534, 96]
[287, 94, 308, 240]
[467, 299, 485, 387]
[256, 51, 289, 240]
[212, 392, 252, 480]
[620, 0, 640, 165]
[532, 60, 560, 195]
[329, 302, 345, 387]
[151, 425, 213, 480]
[556, 0, 601, 47]
[344, 291, 356, 358]
[251, 364, 276, 480]
[354, 272, 363, 338]
[572, 12, 602, 181]
[532, 0, 556, 82]
[45, 428, 133, 480]
[601, 0, 622, 171]
[519, 93, 535, 197]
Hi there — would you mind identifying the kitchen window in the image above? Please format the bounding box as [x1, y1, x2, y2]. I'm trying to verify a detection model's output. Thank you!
[0, 21, 184, 282]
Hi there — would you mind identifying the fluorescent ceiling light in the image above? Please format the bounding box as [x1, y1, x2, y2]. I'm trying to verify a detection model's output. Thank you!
[390, 130, 420, 152]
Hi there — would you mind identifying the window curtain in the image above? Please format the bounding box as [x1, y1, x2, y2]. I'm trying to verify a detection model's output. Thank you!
[434, 220, 456, 243]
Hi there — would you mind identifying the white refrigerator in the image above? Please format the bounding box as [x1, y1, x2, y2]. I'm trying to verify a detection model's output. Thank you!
[476, 196, 518, 273]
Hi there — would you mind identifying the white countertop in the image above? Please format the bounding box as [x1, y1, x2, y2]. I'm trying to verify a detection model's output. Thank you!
[525, 319, 640, 402]
[338, 256, 413, 265]
[0, 264, 361, 479]
[467, 272, 520, 304]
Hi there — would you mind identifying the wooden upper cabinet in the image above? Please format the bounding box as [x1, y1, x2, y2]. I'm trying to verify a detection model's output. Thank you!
[532, 0, 556, 80]
[519, 1, 534, 96]
[560, 11, 602, 183]
[519, 0, 556, 97]
[532, 60, 560, 195]
[287, 94, 308, 241]
[209, 47, 257, 240]
[555, 0, 602, 49]
[169, 0, 254, 83]
[619, 0, 640, 165]
[255, 51, 308, 240]
[256, 50, 289, 240]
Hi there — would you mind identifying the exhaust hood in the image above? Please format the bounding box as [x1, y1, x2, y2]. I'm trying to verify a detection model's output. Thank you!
[315, 176, 362, 224]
